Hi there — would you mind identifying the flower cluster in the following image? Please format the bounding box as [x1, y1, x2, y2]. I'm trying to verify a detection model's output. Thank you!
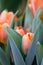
[15, 26, 34, 54]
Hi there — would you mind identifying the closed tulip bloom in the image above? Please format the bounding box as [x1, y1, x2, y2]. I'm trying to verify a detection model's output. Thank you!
[0, 10, 14, 44]
[22, 32, 34, 55]
[28, 0, 43, 16]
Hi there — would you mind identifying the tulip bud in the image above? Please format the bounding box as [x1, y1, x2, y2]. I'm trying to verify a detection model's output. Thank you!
[22, 32, 34, 55]
[0, 10, 14, 44]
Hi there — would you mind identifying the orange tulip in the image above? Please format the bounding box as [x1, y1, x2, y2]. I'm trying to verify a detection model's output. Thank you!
[15, 26, 30, 36]
[15, 26, 34, 54]
[22, 32, 34, 54]
[0, 10, 14, 44]
[28, 0, 43, 16]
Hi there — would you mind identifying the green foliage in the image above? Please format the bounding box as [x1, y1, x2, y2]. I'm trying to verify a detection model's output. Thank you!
[0, 1, 43, 65]
[5, 27, 22, 52]
[8, 36, 25, 65]
[24, 6, 34, 31]
[38, 22, 43, 44]
[0, 48, 10, 65]
[6, 40, 10, 61]
[41, 58, 43, 65]
[25, 20, 40, 65]
[36, 42, 43, 65]
[10, 10, 20, 28]
[5, 27, 25, 59]
[32, 7, 42, 33]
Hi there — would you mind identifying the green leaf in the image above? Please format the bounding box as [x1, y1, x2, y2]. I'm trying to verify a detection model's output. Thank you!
[36, 43, 43, 65]
[10, 17, 15, 29]
[32, 18, 41, 33]
[10, 10, 20, 28]
[6, 40, 10, 61]
[8, 36, 26, 65]
[38, 22, 43, 44]
[0, 63, 2, 65]
[14, 12, 25, 27]
[5, 26, 22, 51]
[24, 6, 34, 31]
[41, 58, 43, 65]
[5, 27, 25, 59]
[36, 7, 42, 17]
[32, 7, 42, 33]
[25, 22, 40, 65]
[0, 48, 10, 65]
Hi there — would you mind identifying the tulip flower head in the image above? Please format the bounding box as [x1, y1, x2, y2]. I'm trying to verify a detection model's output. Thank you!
[0, 10, 14, 44]
[28, 0, 43, 16]
[22, 32, 34, 55]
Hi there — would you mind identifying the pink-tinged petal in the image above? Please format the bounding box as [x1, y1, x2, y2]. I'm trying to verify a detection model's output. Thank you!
[15, 26, 30, 36]
[15, 26, 25, 36]
[7, 12, 14, 24]
[22, 33, 34, 54]
[0, 10, 8, 23]
[16, 29, 25, 36]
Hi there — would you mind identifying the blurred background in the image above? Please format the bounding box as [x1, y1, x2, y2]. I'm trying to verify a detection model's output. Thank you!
[0, 0, 27, 13]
